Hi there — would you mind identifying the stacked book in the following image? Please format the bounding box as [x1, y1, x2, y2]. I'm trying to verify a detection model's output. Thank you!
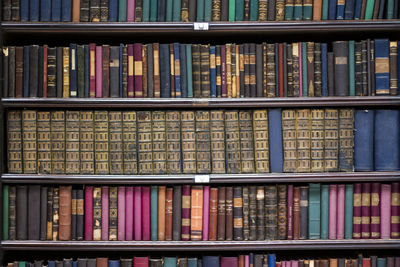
[3, 0, 399, 22]
[3, 182, 400, 241]
[3, 39, 400, 98]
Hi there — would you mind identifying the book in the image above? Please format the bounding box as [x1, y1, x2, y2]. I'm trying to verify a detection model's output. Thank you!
[239, 111, 255, 173]
[233, 186, 243, 240]
[256, 186, 264, 240]
[380, 184, 391, 239]
[181, 111, 196, 174]
[308, 183, 321, 239]
[65, 111, 80, 174]
[268, 109, 283, 172]
[173, 186, 182, 241]
[324, 109, 339, 172]
[225, 111, 241, 173]
[196, 111, 211, 173]
[345, 184, 354, 239]
[282, 110, 297, 172]
[299, 186, 309, 239]
[353, 183, 362, 239]
[337, 184, 345, 239]
[182, 185, 191, 241]
[191, 186, 203, 240]
[296, 109, 311, 172]
[265, 185, 277, 240]
[165, 187, 173, 240]
[137, 111, 153, 174]
[109, 112, 123, 174]
[225, 187, 233, 240]
[361, 183, 371, 238]
[338, 109, 354, 172]
[375, 39, 390, 95]
[94, 111, 109, 174]
[333, 41, 349, 96]
[152, 111, 166, 174]
[122, 111, 137, 174]
[7, 111, 22, 174]
[158, 186, 166, 240]
[391, 182, 399, 238]
[329, 184, 338, 239]
[210, 110, 226, 173]
[93, 187, 102, 240]
[217, 187, 226, 240]
[354, 110, 374, 171]
[321, 184, 329, 239]
[253, 110, 269, 173]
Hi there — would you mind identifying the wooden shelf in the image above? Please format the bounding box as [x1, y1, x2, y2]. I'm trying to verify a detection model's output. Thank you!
[2, 172, 400, 184]
[2, 240, 399, 251]
[2, 96, 400, 108]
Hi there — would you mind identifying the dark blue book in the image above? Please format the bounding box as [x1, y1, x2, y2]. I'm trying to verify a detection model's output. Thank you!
[84, 45, 90, 98]
[120, 44, 124, 97]
[321, 43, 328, 96]
[72, 261, 77, 267]
[23, 46, 30, 97]
[275, 43, 279, 96]
[188, 258, 197, 267]
[70, 44, 78, 97]
[336, 0, 345, 19]
[374, 110, 400, 171]
[160, 44, 171, 97]
[158, 0, 166, 21]
[21, 0, 29, 21]
[374, 39, 390, 95]
[109, 0, 118, 21]
[52, 0, 62, 21]
[398, 41, 400, 95]
[203, 256, 220, 267]
[268, 108, 283, 173]
[108, 260, 120, 267]
[210, 45, 217, 98]
[354, 110, 374, 171]
[354, 0, 362, 19]
[30, 0, 39, 21]
[180, 44, 188, 98]
[343, 0, 355, 19]
[378, 0, 385, 19]
[48, 261, 56, 267]
[40, 0, 51, 21]
[268, 255, 276, 267]
[61, 0, 72, 21]
[174, 43, 181, 98]
[328, 0, 337, 19]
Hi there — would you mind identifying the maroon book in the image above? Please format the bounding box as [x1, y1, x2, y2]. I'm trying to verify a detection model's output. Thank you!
[84, 186, 93, 241]
[134, 257, 149, 267]
[337, 184, 345, 239]
[101, 186, 109, 241]
[118, 186, 126, 241]
[142, 186, 151, 241]
[221, 45, 227, 98]
[134, 186, 142, 240]
[353, 183, 362, 239]
[391, 182, 400, 239]
[287, 184, 294, 240]
[181, 185, 191, 241]
[361, 183, 371, 239]
[134, 43, 143, 98]
[380, 183, 391, 239]
[370, 182, 381, 239]
[127, 44, 134, 98]
[221, 257, 239, 267]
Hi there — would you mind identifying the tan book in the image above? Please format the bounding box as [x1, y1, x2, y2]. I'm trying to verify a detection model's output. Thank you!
[79, 111, 95, 174]
[51, 111, 65, 174]
[253, 110, 270, 173]
[122, 111, 137, 174]
[196, 111, 211, 174]
[37, 111, 51, 174]
[94, 111, 109, 174]
[282, 110, 297, 172]
[152, 111, 167, 174]
[296, 109, 311, 172]
[138, 111, 153, 174]
[239, 111, 255, 173]
[166, 111, 182, 174]
[311, 109, 325, 172]
[7, 111, 23, 174]
[109, 111, 123, 174]
[65, 111, 80, 174]
[210, 110, 226, 173]
[225, 111, 241, 173]
[324, 109, 339, 172]
[181, 111, 196, 174]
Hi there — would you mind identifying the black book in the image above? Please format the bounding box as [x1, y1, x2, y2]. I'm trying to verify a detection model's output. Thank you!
[327, 52, 335, 96]
[355, 42, 363, 96]
[160, 44, 171, 97]
[158, 0, 166, 21]
[333, 41, 349, 96]
[47, 47, 57, 97]
[76, 189, 84, 240]
[149, 259, 162, 267]
[40, 186, 47, 240]
[77, 45, 85, 98]
[38, 46, 43, 97]
[29, 45, 39, 97]
[180, 44, 187, 98]
[283, 43, 288, 97]
[299, 186, 309, 239]
[71, 189, 77, 240]
[28, 185, 41, 240]
[267, 0, 276, 20]
[239, 44, 245, 97]
[23, 45, 29, 97]
[16, 185, 28, 240]
[77, 259, 88, 267]
[221, 0, 228, 20]
[188, 0, 197, 21]
[56, 47, 63, 98]
[249, 43, 256, 97]
[8, 46, 16, 97]
[147, 44, 154, 98]
[173, 185, 182, 240]
[110, 46, 120, 97]
[256, 44, 263, 97]
[87, 259, 96, 267]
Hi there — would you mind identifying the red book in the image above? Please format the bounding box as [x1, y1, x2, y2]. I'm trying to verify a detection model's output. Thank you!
[362, 258, 371, 267]
[125, 186, 134, 240]
[134, 257, 148, 267]
[127, 44, 135, 98]
[95, 46, 102, 98]
[202, 186, 210, 241]
[329, 184, 337, 239]
[43, 45, 48, 97]
[89, 43, 96, 98]
[142, 186, 151, 241]
[101, 186, 109, 241]
[353, 183, 362, 239]
[221, 45, 227, 97]
[221, 257, 239, 267]
[84, 186, 93, 241]
[287, 184, 293, 240]
[278, 43, 284, 97]
[337, 184, 345, 239]
[117, 186, 126, 241]
[391, 182, 400, 238]
[361, 183, 371, 239]
[208, 187, 218, 241]
[370, 182, 381, 239]
[134, 43, 143, 97]
[380, 184, 391, 239]
[134, 186, 142, 240]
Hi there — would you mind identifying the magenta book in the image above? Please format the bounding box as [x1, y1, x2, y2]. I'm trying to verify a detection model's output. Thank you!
[95, 46, 102, 98]
[202, 186, 210, 241]
[380, 184, 391, 239]
[125, 186, 134, 240]
[221, 257, 239, 267]
[134, 43, 143, 98]
[84, 186, 93, 240]
[117, 186, 126, 241]
[336, 184, 345, 239]
[370, 182, 381, 239]
[298, 42, 303, 97]
[101, 186, 109, 241]
[361, 183, 371, 239]
[391, 182, 399, 238]
[134, 257, 149, 267]
[220, 45, 227, 97]
[127, 44, 134, 98]
[244, 255, 249, 267]
[291, 260, 298, 267]
[142, 186, 151, 241]
[353, 183, 362, 239]
[287, 184, 294, 240]
[126, 0, 135, 21]
[329, 184, 337, 239]
[134, 186, 142, 240]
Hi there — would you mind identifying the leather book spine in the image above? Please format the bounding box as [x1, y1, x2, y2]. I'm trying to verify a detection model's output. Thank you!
[59, 186, 72, 240]
[134, 43, 143, 97]
[344, 184, 354, 239]
[375, 39, 390, 95]
[77, 45, 85, 98]
[192, 44, 201, 98]
[265, 185, 278, 240]
[249, 43, 256, 97]
[196, 111, 211, 173]
[125, 187, 133, 240]
[324, 109, 339, 172]
[225, 187, 233, 241]
[40, 187, 48, 240]
[142, 45, 148, 97]
[181, 111, 196, 174]
[90, 0, 100, 21]
[352, 183, 362, 239]
[370, 183, 381, 239]
[28, 185, 40, 240]
[289, 44, 299, 97]
[191, 186, 204, 240]
[46, 187, 53, 240]
[94, 111, 109, 174]
[3, 47, 9, 97]
[108, 187, 118, 240]
[158, 186, 166, 240]
[51, 111, 66, 174]
[62, 47, 70, 97]
[202, 186, 210, 240]
[268, 0, 276, 20]
[238, 111, 255, 173]
[293, 187, 300, 239]
[389, 41, 398, 95]
[308, 183, 321, 239]
[89, 44, 96, 97]
[337, 184, 346, 239]
[152, 111, 166, 174]
[239, 44, 245, 97]
[147, 44, 154, 97]
[122, 111, 137, 174]
[101, 186, 109, 241]
[8, 47, 16, 98]
[221, 257, 239, 267]
[311, 109, 325, 172]
[109, 111, 123, 174]
[52, 187, 60, 240]
[233, 186, 243, 240]
[23, 46, 29, 97]
[80, 0, 90, 20]
[149, 260, 162, 267]
[249, 186, 257, 240]
[135, 0, 143, 21]
[84, 186, 93, 241]
[7, 111, 22, 174]
[212, 0, 221, 20]
[339, 109, 354, 171]
[153, 43, 160, 97]
[165, 187, 173, 241]
[225, 111, 241, 173]
[296, 109, 311, 172]
[127, 44, 134, 97]
[150, 186, 158, 241]
[69, 44, 77, 97]
[299, 186, 308, 239]
[391, 182, 400, 238]
[182, 185, 191, 241]
[329, 184, 338, 239]
[101, 45, 110, 97]
[221, 45, 227, 97]
[79, 111, 94, 174]
[355, 42, 363, 96]
[16, 185, 28, 240]
[179, 44, 187, 97]
[333, 41, 349, 96]
[361, 183, 371, 239]
[209, 187, 218, 241]
[22, 110, 37, 174]
[141, 186, 151, 241]
[286, 44, 293, 96]
[242, 186, 250, 240]
[160, 44, 171, 97]
[361, 41, 368, 96]
[200, 44, 210, 97]
[305, 42, 315, 97]
[327, 52, 335, 96]
[243, 44, 250, 97]
[181, 0, 189, 21]
[92, 187, 102, 241]
[133, 187, 142, 240]
[226, 44, 232, 97]
[277, 185, 287, 240]
[172, 186, 182, 240]
[256, 186, 265, 240]
[121, 45, 127, 97]
[117, 186, 125, 240]
[29, 45, 39, 97]
[65, 111, 80, 174]
[217, 186, 226, 240]
[3, 0, 11, 20]
[380, 184, 391, 239]
[210, 110, 226, 173]
[314, 43, 322, 96]
[282, 109, 297, 172]
[166, 111, 181, 174]
[266, 43, 276, 97]
[258, 0, 268, 20]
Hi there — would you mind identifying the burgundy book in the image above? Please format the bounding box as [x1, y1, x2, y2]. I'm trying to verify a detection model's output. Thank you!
[218, 186, 226, 240]
[84, 186, 93, 240]
[391, 182, 400, 238]
[329, 184, 337, 239]
[101, 186, 109, 241]
[95, 46, 103, 97]
[293, 187, 300, 240]
[134, 43, 143, 97]
[134, 186, 142, 240]
[221, 45, 227, 97]
[380, 184, 391, 239]
[202, 186, 210, 241]
[181, 185, 191, 241]
[127, 44, 134, 98]
[221, 257, 239, 267]
[337, 184, 345, 239]
[370, 183, 381, 239]
[89, 43, 96, 97]
[102, 45, 110, 97]
[142, 186, 151, 241]
[209, 187, 218, 241]
[117, 186, 126, 241]
[353, 183, 362, 239]
[361, 183, 371, 239]
[125, 186, 134, 240]
[43, 45, 48, 97]
[134, 257, 149, 267]
[287, 184, 294, 240]
[165, 187, 173, 241]
[225, 187, 233, 241]
[362, 259, 371, 267]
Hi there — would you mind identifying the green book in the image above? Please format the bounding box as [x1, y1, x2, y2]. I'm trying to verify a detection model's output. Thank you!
[3, 185, 8, 240]
[188, 258, 198, 267]
[204, 0, 212, 21]
[322, 0, 328, 19]
[166, 0, 174, 21]
[197, 0, 205, 21]
[229, 0, 236, 21]
[294, 3, 303, 20]
[302, 42, 308, 97]
[150, 0, 158, 21]
[365, 0, 375, 19]
[235, 0, 244, 20]
[303, 2, 312, 20]
[172, 0, 181, 21]
[344, 184, 354, 239]
[118, 0, 127, 21]
[349, 41, 355, 96]
[377, 258, 387, 267]
[249, 0, 258, 20]
[151, 185, 158, 241]
[186, 45, 193, 98]
[164, 257, 178, 267]
[386, 0, 394, 18]
[320, 184, 329, 239]
[19, 262, 27, 267]
[308, 183, 321, 239]
[284, 1, 294, 20]
[143, 0, 151, 21]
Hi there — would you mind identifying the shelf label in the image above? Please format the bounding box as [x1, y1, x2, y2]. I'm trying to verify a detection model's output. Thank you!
[195, 175, 210, 183]
[194, 22, 209, 31]
[193, 99, 209, 106]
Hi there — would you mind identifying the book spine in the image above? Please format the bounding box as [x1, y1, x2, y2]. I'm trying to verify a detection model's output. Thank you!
[202, 186, 210, 240]
[7, 111, 22, 174]
[310, 109, 324, 172]
[77, 45, 85, 98]
[94, 111, 109, 174]
[374, 39, 390, 95]
[333, 41, 349, 96]
[65, 111, 80, 174]
[196, 111, 211, 173]
[172, 186, 182, 241]
[210, 110, 226, 174]
[320, 184, 329, 239]
[109, 112, 123, 174]
[134, 43, 143, 97]
[142, 186, 151, 240]
[165, 187, 173, 240]
[389, 42, 398, 95]
[337, 184, 345, 239]
[314, 43, 322, 96]
[296, 109, 311, 172]
[256, 186, 265, 240]
[225, 187, 234, 240]
[50, 111, 65, 174]
[166, 111, 182, 174]
[391, 183, 399, 238]
[62, 47, 70, 97]
[217, 187, 226, 240]
[174, 43, 181, 97]
[324, 109, 339, 172]
[182, 185, 191, 241]
[127, 44, 134, 97]
[361, 183, 371, 239]
[292, 43, 300, 97]
[3, 186, 9, 240]
[256, 44, 263, 97]
[137, 111, 153, 174]
[370, 183, 380, 239]
[92, 187, 102, 240]
[152, 111, 166, 174]
[299, 186, 308, 239]
[248, 186, 257, 240]
[108, 187, 117, 240]
[117, 186, 125, 240]
[209, 187, 219, 241]
[308, 183, 321, 239]
[265, 185, 278, 240]
[233, 186, 243, 240]
[329, 184, 338, 239]
[352, 183, 362, 239]
[101, 45, 110, 97]
[122, 111, 137, 174]
[225, 111, 241, 173]
[181, 111, 196, 174]
[150, 186, 158, 240]
[339, 109, 354, 172]
[79, 111, 94, 174]
[253, 110, 269, 173]
[282, 110, 297, 172]
[238, 111, 255, 173]
[200, 45, 211, 97]
[345, 184, 354, 239]
[192, 44, 201, 98]
[293, 187, 300, 239]
[191, 186, 204, 241]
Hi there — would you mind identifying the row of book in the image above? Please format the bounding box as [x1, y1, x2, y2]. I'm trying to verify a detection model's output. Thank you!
[6, 255, 400, 267]
[7, 108, 400, 175]
[3, 39, 400, 99]
[4, 0, 399, 22]
[4, 182, 400, 241]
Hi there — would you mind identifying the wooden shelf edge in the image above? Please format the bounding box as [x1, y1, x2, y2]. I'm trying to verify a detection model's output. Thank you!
[2, 172, 400, 184]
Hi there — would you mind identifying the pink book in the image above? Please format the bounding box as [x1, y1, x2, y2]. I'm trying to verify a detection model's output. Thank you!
[117, 186, 126, 241]
[298, 42, 303, 97]
[134, 257, 148, 267]
[282, 261, 286, 267]
[101, 186, 109, 241]
[95, 46, 102, 97]
[142, 186, 151, 241]
[134, 43, 143, 97]
[337, 184, 345, 239]
[125, 186, 134, 240]
[84, 186, 93, 240]
[287, 184, 294, 240]
[127, 44, 134, 98]
[371, 182, 381, 239]
[89, 43, 96, 98]
[244, 255, 249, 267]
[127, 0, 135, 22]
[291, 260, 298, 267]
[134, 186, 142, 240]
[202, 186, 210, 240]
[380, 183, 391, 239]
[329, 184, 338, 239]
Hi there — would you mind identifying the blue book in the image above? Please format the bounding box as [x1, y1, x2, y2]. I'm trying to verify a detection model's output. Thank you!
[210, 46, 217, 97]
[374, 110, 400, 171]
[354, 110, 374, 171]
[344, 184, 353, 239]
[268, 109, 283, 173]
[284, 2, 294, 20]
[48, 261, 56, 267]
[294, 4, 303, 20]
[164, 258, 177, 267]
[344, 0, 355, 19]
[40, 0, 51, 21]
[109, 0, 119, 21]
[21, 0, 29, 21]
[268, 255, 276, 267]
[377, 0, 385, 18]
[186, 45, 193, 98]
[120, 44, 123, 97]
[188, 258, 197, 267]
[377, 258, 387, 267]
[52, 0, 62, 21]
[320, 184, 329, 239]
[275, 43, 279, 96]
[173, 43, 181, 98]
[249, 254, 254, 267]
[23, 46, 30, 97]
[180, 44, 188, 98]
[336, 0, 345, 19]
[250, 0, 258, 21]
[322, 0, 329, 19]
[308, 183, 321, 239]
[109, 260, 120, 267]
[398, 42, 400, 95]
[349, 40, 355, 96]
[354, 0, 362, 19]
[160, 44, 171, 97]
[70, 44, 78, 97]
[150, 185, 158, 241]
[328, 0, 337, 19]
[72, 261, 77, 267]
[203, 256, 220, 267]
[375, 39, 390, 95]
[321, 43, 328, 96]
[30, 0, 39, 21]
[166, 0, 173, 21]
[61, 0, 72, 21]
[302, 42, 308, 96]
[84, 45, 90, 98]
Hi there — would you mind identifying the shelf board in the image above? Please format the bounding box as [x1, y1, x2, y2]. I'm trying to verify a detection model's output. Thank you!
[2, 172, 400, 184]
[2, 240, 399, 251]
[2, 96, 400, 108]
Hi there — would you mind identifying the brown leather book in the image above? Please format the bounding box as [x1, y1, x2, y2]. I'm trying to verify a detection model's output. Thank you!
[293, 187, 300, 239]
[72, 0, 80, 21]
[225, 186, 233, 240]
[165, 187, 173, 241]
[217, 187, 226, 240]
[59, 186, 72, 240]
[209, 187, 218, 241]
[389, 42, 398, 96]
[96, 258, 108, 267]
[190, 186, 203, 240]
[239, 255, 245, 267]
[330, 259, 338, 267]
[102, 45, 110, 97]
[313, 0, 322, 20]
[158, 186, 166, 241]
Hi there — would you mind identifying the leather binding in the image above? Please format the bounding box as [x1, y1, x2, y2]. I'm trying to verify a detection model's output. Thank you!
[329, 184, 338, 239]
[200, 45, 211, 97]
[217, 186, 226, 240]
[209, 187, 219, 240]
[122, 111, 137, 174]
[203, 257, 219, 267]
[327, 52, 335, 96]
[238, 111, 255, 173]
[181, 111, 196, 174]
[226, 44, 232, 97]
[296, 109, 311, 172]
[380, 184, 391, 239]
[389, 41, 398, 95]
[180, 44, 187, 97]
[121, 45, 128, 97]
[192, 44, 201, 97]
[51, 111, 66, 174]
[23, 46, 29, 97]
[3, 0, 11, 20]
[352, 183, 362, 239]
[221, 45, 227, 97]
[95, 46, 103, 97]
[390, 182, 400, 238]
[313, 0, 322, 19]
[268, 109, 283, 172]
[141, 186, 150, 240]
[158, 186, 166, 240]
[134, 43, 143, 97]
[256, 186, 265, 240]
[125, 187, 134, 240]
[265, 185, 277, 240]
[76, 189, 84, 240]
[239, 44, 245, 97]
[77, 45, 85, 97]
[354, 42, 363, 96]
[79, 111, 95, 174]
[127, 44, 134, 97]
[254, 255, 263, 267]
[225, 111, 241, 173]
[374, 39, 390, 95]
[94, 111, 109, 174]
[84, 186, 94, 241]
[264, 44, 275, 97]
[258, 0, 268, 20]
[16, 185, 28, 240]
[165, 187, 173, 241]
[308, 183, 321, 239]
[182, 185, 191, 241]
[40, 187, 47, 240]
[324, 109, 339, 172]
[282, 109, 297, 172]
[166, 111, 181, 174]
[210, 110, 226, 173]
[52, 187, 60, 240]
[196, 111, 211, 173]
[293, 187, 300, 239]
[117, 187, 125, 240]
[101, 45, 110, 97]
[188, 258, 198, 267]
[278, 44, 285, 96]
[165, 258, 177, 267]
[249, 186, 257, 240]
[8, 47, 16, 97]
[22, 110, 37, 174]
[221, 257, 239, 267]
[249, 44, 256, 97]
[242, 187, 250, 240]
[38, 46, 44, 97]
[233, 186, 243, 240]
[46, 187, 53, 240]
[277, 185, 287, 240]
[59, 186, 72, 240]
[235, 44, 240, 96]
[243, 44, 250, 97]
[109, 112, 123, 174]
[337, 184, 346, 239]
[65, 111, 80, 174]
[287, 185, 293, 240]
[69, 44, 77, 97]
[203, 186, 210, 240]
[387, 258, 395, 267]
[311, 109, 324, 172]
[291, 43, 300, 97]
[149, 259, 162, 267]
[29, 45, 39, 97]
[333, 41, 349, 96]
[62, 47, 70, 97]
[135, 0, 143, 21]
[191, 186, 203, 240]
[305, 42, 315, 96]
[96, 258, 108, 267]
[255, 44, 263, 97]
[80, 0, 90, 21]
[90, 0, 100, 21]
[220, 0, 228, 20]
[147, 44, 154, 97]
[338, 109, 354, 172]
[212, 0, 220, 20]
[3, 47, 9, 97]
[172, 186, 182, 240]
[286, 44, 293, 96]
[268, 0, 276, 20]
[299, 186, 309, 239]
[88, 44, 96, 97]
[7, 111, 22, 174]
[181, 0, 189, 21]
[92, 187, 102, 241]
[101, 186, 109, 241]
[370, 183, 381, 239]
[152, 111, 166, 174]
[314, 43, 322, 96]
[153, 43, 161, 97]
[142, 45, 148, 97]
[361, 183, 371, 238]
[28, 185, 40, 240]
[361, 41, 368, 96]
